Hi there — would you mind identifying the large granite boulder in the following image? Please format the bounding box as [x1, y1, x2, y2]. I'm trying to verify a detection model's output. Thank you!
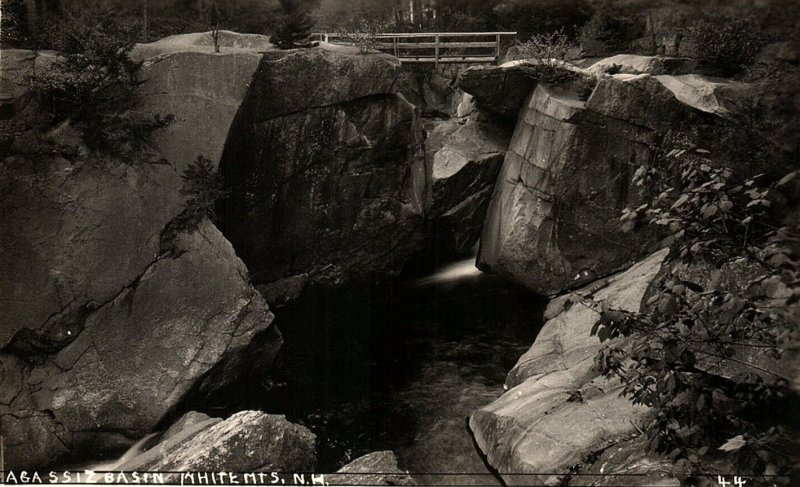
[120, 411, 315, 475]
[133, 35, 267, 171]
[457, 59, 594, 117]
[426, 118, 512, 255]
[0, 183, 280, 469]
[477, 84, 663, 294]
[474, 68, 755, 295]
[0, 42, 280, 469]
[469, 250, 670, 486]
[327, 451, 415, 486]
[217, 48, 428, 288]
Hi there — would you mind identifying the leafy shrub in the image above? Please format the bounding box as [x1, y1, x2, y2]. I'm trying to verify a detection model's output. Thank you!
[510, 30, 594, 99]
[28, 13, 172, 153]
[686, 15, 770, 78]
[575, 136, 800, 477]
[513, 28, 573, 61]
[272, 0, 315, 49]
[334, 18, 391, 54]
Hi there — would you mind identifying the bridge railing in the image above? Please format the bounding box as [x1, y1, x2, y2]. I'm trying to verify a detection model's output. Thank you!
[314, 32, 517, 65]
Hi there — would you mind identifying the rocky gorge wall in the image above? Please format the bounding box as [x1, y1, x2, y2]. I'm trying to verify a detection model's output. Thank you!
[2, 26, 793, 478]
[0, 35, 284, 470]
[0, 33, 514, 470]
[456, 51, 798, 484]
[460, 56, 758, 295]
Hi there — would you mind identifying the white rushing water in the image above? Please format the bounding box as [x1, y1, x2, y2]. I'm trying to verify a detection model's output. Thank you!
[409, 256, 483, 287]
[84, 433, 158, 471]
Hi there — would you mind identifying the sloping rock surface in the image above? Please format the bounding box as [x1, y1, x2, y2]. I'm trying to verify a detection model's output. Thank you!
[160, 411, 215, 443]
[469, 250, 669, 486]
[133, 44, 264, 171]
[217, 49, 428, 288]
[122, 411, 315, 475]
[132, 31, 273, 58]
[328, 451, 415, 486]
[584, 54, 697, 76]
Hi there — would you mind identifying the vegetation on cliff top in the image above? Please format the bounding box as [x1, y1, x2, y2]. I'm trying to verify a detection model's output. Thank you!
[26, 13, 173, 154]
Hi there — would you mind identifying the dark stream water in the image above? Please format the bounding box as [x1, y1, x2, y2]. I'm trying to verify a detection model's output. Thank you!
[193, 259, 547, 485]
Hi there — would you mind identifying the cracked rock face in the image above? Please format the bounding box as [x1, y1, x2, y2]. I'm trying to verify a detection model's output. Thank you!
[472, 66, 754, 295]
[0, 40, 280, 469]
[0, 154, 278, 469]
[133, 48, 265, 171]
[476, 84, 664, 295]
[457, 60, 595, 118]
[217, 49, 428, 289]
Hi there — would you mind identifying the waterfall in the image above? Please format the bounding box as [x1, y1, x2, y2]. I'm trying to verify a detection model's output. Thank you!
[409, 256, 482, 287]
[84, 433, 159, 471]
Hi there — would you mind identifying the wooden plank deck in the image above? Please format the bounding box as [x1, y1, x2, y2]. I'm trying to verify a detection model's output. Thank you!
[315, 31, 517, 65]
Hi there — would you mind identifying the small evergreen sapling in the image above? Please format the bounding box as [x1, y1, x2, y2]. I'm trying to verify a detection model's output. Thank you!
[28, 13, 173, 153]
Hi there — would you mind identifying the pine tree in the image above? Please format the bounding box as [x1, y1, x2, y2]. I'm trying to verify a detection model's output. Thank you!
[272, 0, 315, 49]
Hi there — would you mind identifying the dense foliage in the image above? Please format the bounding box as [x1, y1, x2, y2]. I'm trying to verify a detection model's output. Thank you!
[334, 18, 391, 54]
[575, 136, 800, 479]
[28, 13, 173, 153]
[272, 0, 316, 49]
[686, 15, 769, 78]
[513, 28, 572, 61]
[578, 2, 637, 54]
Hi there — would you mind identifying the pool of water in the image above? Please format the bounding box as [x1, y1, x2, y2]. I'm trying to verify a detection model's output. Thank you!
[192, 261, 547, 484]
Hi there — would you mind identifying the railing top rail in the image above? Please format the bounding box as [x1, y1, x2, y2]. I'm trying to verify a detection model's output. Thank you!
[317, 31, 517, 39]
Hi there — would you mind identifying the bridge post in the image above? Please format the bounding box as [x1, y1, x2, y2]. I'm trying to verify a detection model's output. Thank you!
[495, 33, 501, 64]
[434, 34, 440, 67]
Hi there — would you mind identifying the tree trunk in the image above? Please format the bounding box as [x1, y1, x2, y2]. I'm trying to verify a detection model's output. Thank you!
[143, 0, 148, 41]
[24, 0, 38, 36]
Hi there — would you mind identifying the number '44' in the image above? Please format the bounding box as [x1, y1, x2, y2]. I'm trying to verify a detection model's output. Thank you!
[718, 476, 746, 487]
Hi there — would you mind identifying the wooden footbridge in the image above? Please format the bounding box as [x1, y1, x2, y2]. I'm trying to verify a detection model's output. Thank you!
[316, 32, 517, 65]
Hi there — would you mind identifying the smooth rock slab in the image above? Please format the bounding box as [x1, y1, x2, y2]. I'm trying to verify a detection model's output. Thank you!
[469, 250, 668, 485]
[135, 49, 264, 171]
[124, 411, 315, 475]
[584, 54, 697, 76]
[327, 451, 415, 486]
